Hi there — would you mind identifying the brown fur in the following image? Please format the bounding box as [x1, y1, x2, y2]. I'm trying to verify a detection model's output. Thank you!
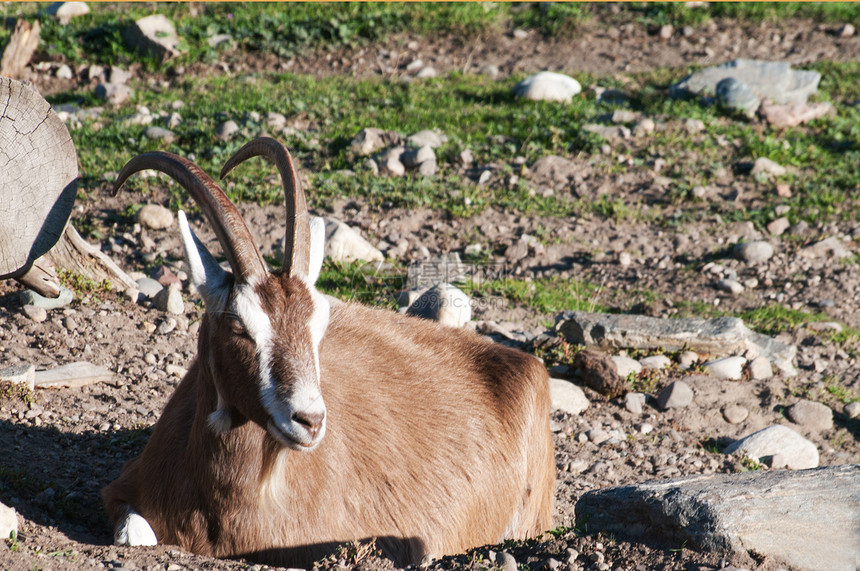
[102, 274, 555, 567]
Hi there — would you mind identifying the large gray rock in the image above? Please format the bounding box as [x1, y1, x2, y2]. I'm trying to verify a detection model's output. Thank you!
[575, 464, 859, 571]
[513, 71, 582, 103]
[556, 311, 796, 376]
[724, 424, 819, 469]
[671, 59, 821, 105]
[124, 14, 181, 61]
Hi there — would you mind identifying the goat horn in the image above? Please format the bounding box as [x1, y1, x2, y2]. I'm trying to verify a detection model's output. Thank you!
[220, 138, 310, 278]
[113, 152, 268, 283]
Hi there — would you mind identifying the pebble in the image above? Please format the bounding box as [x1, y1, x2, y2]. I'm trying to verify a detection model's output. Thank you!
[656, 381, 694, 410]
[618, 251, 632, 266]
[837, 23, 855, 37]
[165, 364, 188, 377]
[715, 278, 744, 295]
[724, 424, 819, 470]
[497, 551, 518, 571]
[47, 1, 90, 25]
[746, 355, 772, 380]
[401, 145, 435, 168]
[351, 128, 388, 156]
[55, 64, 73, 79]
[95, 82, 133, 105]
[417, 159, 438, 177]
[800, 236, 852, 260]
[21, 286, 74, 310]
[156, 317, 177, 335]
[415, 66, 437, 79]
[703, 356, 746, 380]
[734, 240, 774, 264]
[767, 217, 790, 236]
[407, 130, 447, 149]
[324, 217, 384, 263]
[215, 120, 240, 141]
[136, 277, 164, 299]
[138, 204, 174, 230]
[23, 304, 48, 323]
[611, 355, 642, 377]
[658, 24, 673, 41]
[153, 285, 184, 315]
[678, 351, 699, 369]
[587, 428, 611, 445]
[638, 422, 654, 435]
[722, 404, 749, 424]
[716, 77, 760, 116]
[512, 71, 582, 103]
[684, 118, 705, 133]
[624, 392, 646, 415]
[750, 157, 787, 178]
[640, 355, 672, 370]
[144, 126, 175, 143]
[844, 402, 860, 419]
[786, 399, 833, 431]
[549, 379, 590, 415]
[633, 117, 656, 136]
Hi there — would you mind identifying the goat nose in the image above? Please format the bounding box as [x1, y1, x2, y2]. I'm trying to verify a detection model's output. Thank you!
[292, 410, 325, 438]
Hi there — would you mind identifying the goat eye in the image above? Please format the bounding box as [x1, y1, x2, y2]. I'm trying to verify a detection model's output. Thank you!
[228, 318, 248, 338]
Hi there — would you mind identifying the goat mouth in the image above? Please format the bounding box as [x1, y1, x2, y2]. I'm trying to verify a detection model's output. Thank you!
[266, 419, 319, 451]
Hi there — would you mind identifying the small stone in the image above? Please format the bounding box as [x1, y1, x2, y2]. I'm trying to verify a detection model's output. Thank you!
[723, 404, 749, 424]
[574, 349, 627, 399]
[480, 64, 499, 78]
[401, 145, 435, 169]
[143, 126, 175, 144]
[407, 130, 447, 149]
[124, 14, 181, 61]
[640, 355, 672, 370]
[703, 356, 746, 380]
[724, 424, 819, 469]
[747, 355, 772, 380]
[633, 117, 656, 136]
[55, 64, 73, 79]
[138, 204, 174, 230]
[497, 551, 518, 571]
[135, 277, 163, 299]
[153, 285, 184, 315]
[751, 157, 787, 178]
[406, 283, 471, 328]
[611, 355, 642, 377]
[715, 77, 760, 116]
[659, 24, 674, 41]
[844, 402, 860, 419]
[512, 71, 582, 103]
[23, 304, 48, 323]
[656, 380, 694, 410]
[684, 118, 705, 133]
[379, 154, 406, 177]
[638, 423, 654, 435]
[734, 240, 774, 263]
[767, 217, 790, 236]
[837, 23, 855, 37]
[415, 66, 437, 79]
[156, 317, 177, 335]
[624, 392, 646, 415]
[549, 378, 590, 415]
[512, 29, 529, 40]
[677, 351, 698, 370]
[786, 399, 833, 431]
[618, 251, 632, 266]
[587, 428, 611, 445]
[716, 278, 744, 295]
[761, 101, 834, 128]
[417, 159, 438, 177]
[611, 110, 640, 124]
[215, 120, 240, 141]
[46, 2, 90, 25]
[95, 82, 132, 105]
[800, 236, 852, 260]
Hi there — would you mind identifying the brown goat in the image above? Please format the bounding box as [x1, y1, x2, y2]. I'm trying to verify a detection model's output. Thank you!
[102, 137, 555, 567]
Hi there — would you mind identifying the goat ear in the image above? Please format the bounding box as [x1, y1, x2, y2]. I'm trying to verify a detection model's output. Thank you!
[178, 210, 230, 310]
[306, 216, 326, 286]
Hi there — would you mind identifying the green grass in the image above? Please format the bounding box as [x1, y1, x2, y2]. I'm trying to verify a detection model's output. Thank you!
[464, 276, 606, 315]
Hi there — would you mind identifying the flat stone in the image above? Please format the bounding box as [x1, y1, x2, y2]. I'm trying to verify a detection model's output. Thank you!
[750, 157, 786, 178]
[21, 286, 74, 310]
[671, 59, 821, 105]
[844, 401, 860, 419]
[407, 129, 447, 149]
[135, 277, 163, 299]
[34, 361, 113, 389]
[323, 217, 384, 263]
[724, 424, 819, 469]
[575, 465, 858, 571]
[137, 204, 174, 230]
[23, 304, 47, 323]
[556, 311, 795, 376]
[582, 123, 630, 141]
[734, 240, 774, 263]
[760, 101, 834, 128]
[715, 278, 744, 295]
[766, 216, 790, 236]
[799, 236, 852, 259]
[549, 378, 590, 415]
[0, 364, 36, 392]
[703, 356, 746, 380]
[722, 404, 749, 424]
[640, 355, 672, 370]
[512, 71, 582, 103]
[656, 381, 694, 410]
[786, 399, 833, 431]
[406, 283, 471, 328]
[94, 82, 132, 105]
[215, 120, 240, 141]
[746, 355, 772, 380]
[678, 350, 698, 369]
[143, 126, 175, 144]
[0, 501, 17, 542]
[611, 355, 642, 377]
[109, 66, 131, 85]
[55, 64, 73, 79]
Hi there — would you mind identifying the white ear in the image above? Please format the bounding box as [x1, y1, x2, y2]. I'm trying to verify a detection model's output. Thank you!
[178, 210, 230, 310]
[307, 216, 326, 286]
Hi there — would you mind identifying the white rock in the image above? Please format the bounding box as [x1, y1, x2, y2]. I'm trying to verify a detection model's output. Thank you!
[751, 157, 787, 178]
[656, 380, 694, 410]
[23, 304, 48, 323]
[135, 277, 163, 299]
[47, 2, 90, 25]
[95, 82, 132, 106]
[137, 204, 174, 230]
[624, 392, 646, 415]
[716, 278, 744, 295]
[513, 71, 582, 103]
[0, 502, 17, 541]
[351, 128, 388, 155]
[215, 120, 240, 141]
[747, 355, 772, 380]
[786, 399, 833, 431]
[323, 217, 384, 263]
[611, 355, 642, 377]
[678, 350, 699, 369]
[640, 355, 672, 370]
[549, 378, 590, 415]
[724, 425, 819, 469]
[415, 66, 437, 79]
[125, 14, 181, 60]
[734, 240, 774, 264]
[0, 364, 36, 392]
[703, 355, 746, 380]
[844, 401, 860, 419]
[153, 285, 184, 315]
[401, 145, 435, 169]
[417, 159, 438, 177]
[55, 64, 73, 79]
[406, 283, 471, 328]
[407, 130, 447, 149]
[109, 66, 132, 85]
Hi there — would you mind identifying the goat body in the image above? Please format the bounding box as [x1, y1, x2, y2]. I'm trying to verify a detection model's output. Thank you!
[101, 139, 555, 567]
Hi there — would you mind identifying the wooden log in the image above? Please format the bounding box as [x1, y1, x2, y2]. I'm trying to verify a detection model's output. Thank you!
[0, 19, 40, 79]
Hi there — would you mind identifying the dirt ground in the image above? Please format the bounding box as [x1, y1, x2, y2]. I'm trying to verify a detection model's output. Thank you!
[1, 9, 859, 571]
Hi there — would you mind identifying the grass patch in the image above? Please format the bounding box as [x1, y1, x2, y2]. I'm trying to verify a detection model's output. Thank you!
[464, 276, 606, 315]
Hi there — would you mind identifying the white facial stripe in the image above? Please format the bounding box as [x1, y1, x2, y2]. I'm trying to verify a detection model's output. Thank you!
[300, 275, 331, 381]
[232, 280, 277, 412]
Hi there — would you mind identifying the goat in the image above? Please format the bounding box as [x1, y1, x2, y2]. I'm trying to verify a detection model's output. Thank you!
[101, 137, 555, 567]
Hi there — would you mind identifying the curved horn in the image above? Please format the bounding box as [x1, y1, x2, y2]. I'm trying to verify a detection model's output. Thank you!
[220, 138, 310, 278]
[113, 152, 268, 283]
